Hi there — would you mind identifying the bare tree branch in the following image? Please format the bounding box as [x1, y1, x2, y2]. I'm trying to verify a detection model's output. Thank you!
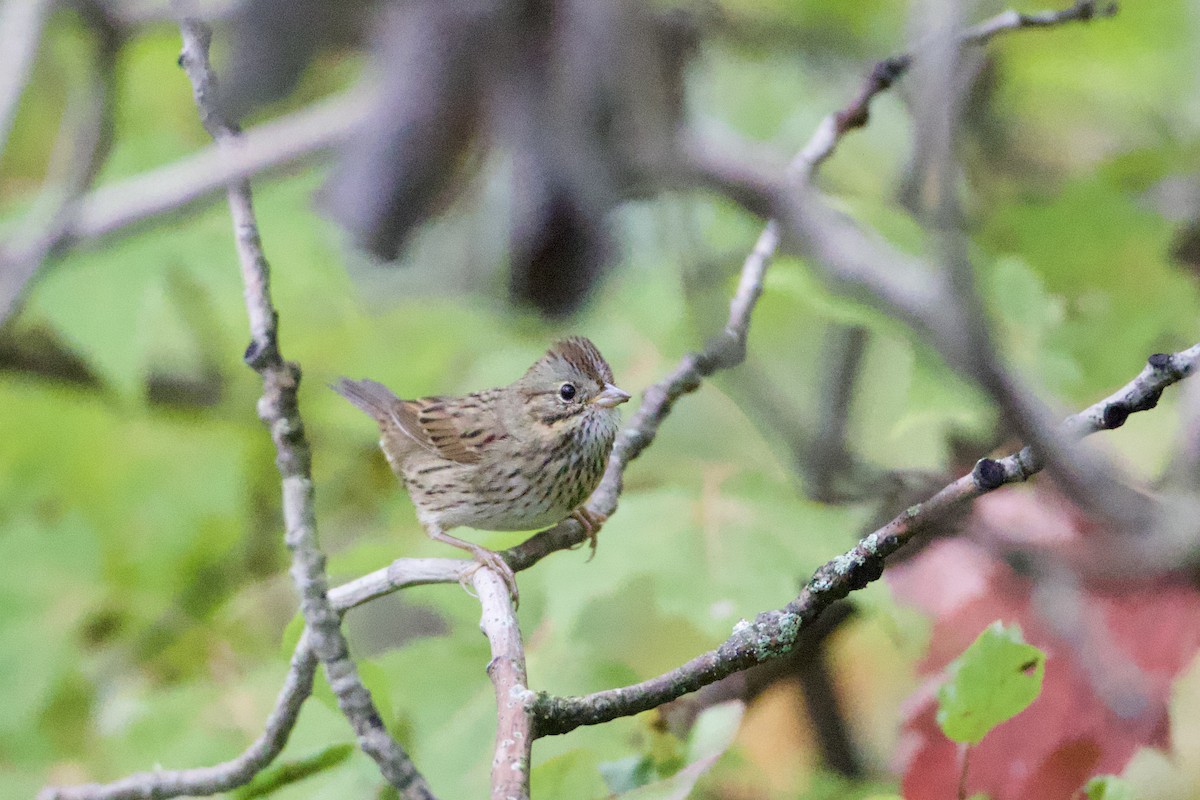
[33, 5, 1142, 799]
[688, 1, 1137, 541]
[804, 324, 871, 501]
[529, 344, 1200, 737]
[177, 20, 435, 799]
[790, 0, 1117, 178]
[909, 0, 1149, 535]
[0, 0, 54, 159]
[60, 88, 365, 246]
[473, 569, 533, 800]
[0, 0, 117, 326]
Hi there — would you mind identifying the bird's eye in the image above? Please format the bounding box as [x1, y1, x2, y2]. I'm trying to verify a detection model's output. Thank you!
[558, 383, 577, 402]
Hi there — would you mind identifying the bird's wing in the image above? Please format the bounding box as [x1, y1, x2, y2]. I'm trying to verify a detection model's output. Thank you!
[334, 378, 504, 465]
[396, 391, 508, 465]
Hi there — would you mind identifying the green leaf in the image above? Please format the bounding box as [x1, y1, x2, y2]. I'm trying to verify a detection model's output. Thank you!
[936, 622, 1046, 745]
[231, 743, 355, 800]
[599, 755, 656, 794]
[684, 700, 743, 764]
[617, 701, 744, 800]
[280, 612, 305, 658]
[1084, 775, 1135, 800]
[531, 750, 609, 800]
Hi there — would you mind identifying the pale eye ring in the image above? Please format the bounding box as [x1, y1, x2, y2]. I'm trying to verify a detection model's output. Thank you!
[558, 383, 577, 402]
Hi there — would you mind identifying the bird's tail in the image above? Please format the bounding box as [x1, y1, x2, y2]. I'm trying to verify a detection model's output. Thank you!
[331, 378, 399, 422]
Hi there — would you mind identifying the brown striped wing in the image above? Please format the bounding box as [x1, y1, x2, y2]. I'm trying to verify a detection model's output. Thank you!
[389, 392, 505, 465]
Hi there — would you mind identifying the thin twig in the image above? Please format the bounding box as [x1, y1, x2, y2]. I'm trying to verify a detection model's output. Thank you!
[794, 0, 1117, 177]
[500, 200, 779, 568]
[473, 569, 533, 800]
[528, 345, 1200, 736]
[177, 20, 434, 800]
[960, 0, 1117, 44]
[690, 2, 1127, 536]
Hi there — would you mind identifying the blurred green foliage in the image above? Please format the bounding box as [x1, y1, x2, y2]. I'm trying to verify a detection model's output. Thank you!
[1085, 775, 1136, 800]
[3, 1, 1200, 798]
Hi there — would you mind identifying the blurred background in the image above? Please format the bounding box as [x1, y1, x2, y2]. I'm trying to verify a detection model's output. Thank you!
[3, 0, 1200, 798]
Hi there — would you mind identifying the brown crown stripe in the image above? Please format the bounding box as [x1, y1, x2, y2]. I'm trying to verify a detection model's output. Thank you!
[545, 336, 614, 384]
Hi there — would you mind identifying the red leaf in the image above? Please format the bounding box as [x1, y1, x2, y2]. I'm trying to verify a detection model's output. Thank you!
[889, 485, 1200, 800]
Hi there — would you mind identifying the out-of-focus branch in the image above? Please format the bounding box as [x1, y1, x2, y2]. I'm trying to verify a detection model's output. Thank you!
[1167, 375, 1200, 492]
[61, 88, 366, 246]
[690, 2, 1140, 534]
[805, 324, 871, 501]
[1, 5, 358, 326]
[910, 0, 1148, 533]
[788, 0, 1116, 180]
[721, 359, 885, 502]
[529, 345, 1200, 737]
[177, 21, 434, 800]
[0, 0, 54, 159]
[692, 0, 1118, 347]
[104, 0, 237, 28]
[473, 568, 533, 800]
[0, 0, 117, 326]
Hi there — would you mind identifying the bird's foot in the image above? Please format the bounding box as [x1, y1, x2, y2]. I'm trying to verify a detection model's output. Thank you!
[569, 507, 608, 562]
[461, 546, 519, 609]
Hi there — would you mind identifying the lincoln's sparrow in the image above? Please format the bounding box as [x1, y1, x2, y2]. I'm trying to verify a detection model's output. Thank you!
[334, 337, 630, 603]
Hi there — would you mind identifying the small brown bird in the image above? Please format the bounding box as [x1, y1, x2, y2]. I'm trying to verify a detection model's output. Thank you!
[334, 337, 630, 603]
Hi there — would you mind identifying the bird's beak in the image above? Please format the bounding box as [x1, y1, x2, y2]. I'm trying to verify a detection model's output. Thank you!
[592, 383, 632, 408]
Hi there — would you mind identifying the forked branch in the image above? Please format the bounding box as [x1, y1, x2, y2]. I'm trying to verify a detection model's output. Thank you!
[529, 345, 1200, 736]
[36, 4, 1135, 800]
[177, 20, 434, 800]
